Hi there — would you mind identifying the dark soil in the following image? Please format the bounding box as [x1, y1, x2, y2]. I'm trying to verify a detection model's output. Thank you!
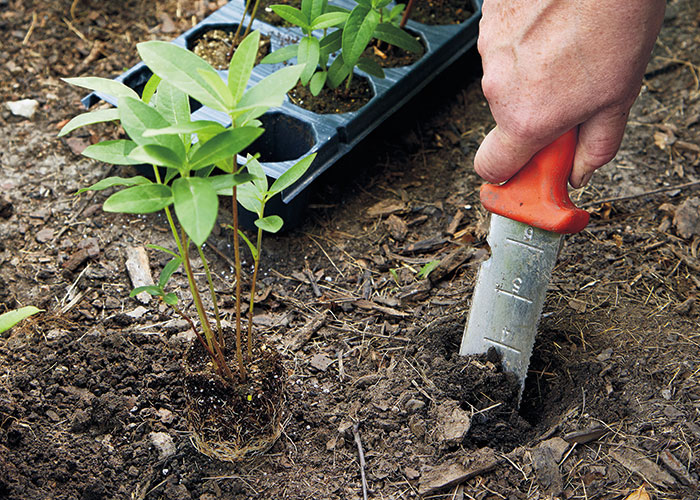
[288, 75, 374, 113]
[399, 0, 475, 25]
[364, 33, 426, 69]
[1, 0, 700, 499]
[190, 28, 271, 69]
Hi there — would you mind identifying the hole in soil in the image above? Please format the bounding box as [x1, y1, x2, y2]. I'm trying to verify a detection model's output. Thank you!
[397, 0, 475, 25]
[288, 74, 375, 114]
[363, 29, 426, 68]
[186, 23, 271, 69]
[243, 112, 315, 162]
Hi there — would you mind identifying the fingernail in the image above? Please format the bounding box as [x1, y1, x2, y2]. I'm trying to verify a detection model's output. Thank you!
[574, 171, 593, 188]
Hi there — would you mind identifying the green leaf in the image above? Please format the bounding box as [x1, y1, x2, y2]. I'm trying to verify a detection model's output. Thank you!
[76, 175, 151, 195]
[137, 41, 228, 112]
[163, 293, 179, 305]
[270, 5, 309, 29]
[118, 96, 185, 160]
[209, 173, 257, 195]
[82, 140, 141, 165]
[357, 56, 385, 78]
[197, 68, 235, 109]
[311, 12, 348, 30]
[142, 120, 226, 138]
[154, 80, 191, 126]
[237, 182, 263, 214]
[228, 30, 260, 104]
[388, 4, 404, 22]
[245, 154, 268, 193]
[103, 184, 173, 213]
[373, 0, 392, 9]
[236, 229, 259, 260]
[302, 0, 326, 23]
[320, 29, 342, 59]
[63, 76, 139, 100]
[373, 23, 423, 53]
[269, 153, 316, 195]
[298, 37, 321, 86]
[58, 108, 120, 137]
[129, 144, 185, 170]
[417, 260, 440, 280]
[189, 127, 263, 171]
[342, 5, 380, 68]
[130, 285, 164, 297]
[327, 55, 350, 88]
[0, 306, 42, 334]
[260, 44, 299, 65]
[159, 257, 182, 287]
[142, 73, 161, 104]
[353, 0, 371, 6]
[236, 65, 304, 125]
[172, 177, 218, 246]
[309, 71, 327, 96]
[146, 244, 180, 259]
[255, 215, 284, 233]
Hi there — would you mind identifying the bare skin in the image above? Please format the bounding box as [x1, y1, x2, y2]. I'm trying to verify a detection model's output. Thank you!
[474, 0, 665, 188]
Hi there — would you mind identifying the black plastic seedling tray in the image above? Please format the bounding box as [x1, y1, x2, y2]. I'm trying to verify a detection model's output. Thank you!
[83, 0, 483, 228]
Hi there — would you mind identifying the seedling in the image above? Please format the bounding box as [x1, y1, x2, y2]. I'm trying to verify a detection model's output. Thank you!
[60, 31, 313, 383]
[262, 0, 422, 95]
[0, 306, 42, 334]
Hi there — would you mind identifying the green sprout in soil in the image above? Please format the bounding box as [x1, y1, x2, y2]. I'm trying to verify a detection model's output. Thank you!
[0, 306, 42, 334]
[60, 31, 314, 383]
[261, 0, 422, 95]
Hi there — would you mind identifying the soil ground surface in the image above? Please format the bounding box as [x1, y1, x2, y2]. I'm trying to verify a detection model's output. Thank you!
[1, 1, 699, 499]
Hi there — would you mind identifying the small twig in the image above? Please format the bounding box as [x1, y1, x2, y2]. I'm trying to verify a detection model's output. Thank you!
[63, 17, 89, 44]
[353, 422, 369, 500]
[580, 179, 700, 208]
[70, 0, 80, 20]
[22, 12, 37, 45]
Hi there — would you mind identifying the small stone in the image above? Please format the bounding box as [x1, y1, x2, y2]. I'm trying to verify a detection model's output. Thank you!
[661, 388, 672, 400]
[404, 467, 420, 480]
[158, 12, 177, 33]
[309, 353, 333, 372]
[35, 227, 54, 243]
[104, 296, 121, 309]
[596, 347, 614, 362]
[70, 409, 90, 432]
[149, 431, 176, 460]
[6, 99, 39, 118]
[408, 414, 426, 439]
[126, 306, 149, 319]
[46, 409, 60, 422]
[157, 408, 175, 425]
[405, 398, 425, 413]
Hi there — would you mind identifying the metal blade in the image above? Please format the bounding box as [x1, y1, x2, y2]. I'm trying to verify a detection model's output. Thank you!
[461, 214, 563, 393]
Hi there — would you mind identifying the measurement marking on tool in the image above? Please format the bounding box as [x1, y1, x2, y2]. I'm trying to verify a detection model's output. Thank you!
[484, 337, 522, 354]
[495, 287, 533, 304]
[505, 238, 544, 253]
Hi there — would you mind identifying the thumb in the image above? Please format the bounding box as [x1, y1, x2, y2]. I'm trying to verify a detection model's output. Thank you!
[474, 126, 554, 184]
[570, 107, 629, 188]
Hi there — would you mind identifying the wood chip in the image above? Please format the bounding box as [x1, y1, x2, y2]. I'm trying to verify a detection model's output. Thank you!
[284, 311, 327, 352]
[384, 214, 408, 241]
[418, 448, 500, 495]
[367, 199, 407, 217]
[429, 246, 474, 283]
[610, 449, 677, 488]
[402, 236, 448, 254]
[353, 299, 409, 317]
[563, 426, 607, 445]
[397, 279, 431, 302]
[125, 246, 155, 304]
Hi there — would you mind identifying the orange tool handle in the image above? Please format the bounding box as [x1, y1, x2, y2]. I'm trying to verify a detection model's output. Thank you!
[480, 129, 590, 234]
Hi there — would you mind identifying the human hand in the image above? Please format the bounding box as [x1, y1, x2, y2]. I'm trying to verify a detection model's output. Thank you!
[474, 0, 665, 188]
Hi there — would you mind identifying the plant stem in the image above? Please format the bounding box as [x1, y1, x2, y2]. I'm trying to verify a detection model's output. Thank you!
[229, 0, 251, 57]
[232, 186, 247, 380]
[242, 0, 262, 39]
[345, 71, 353, 92]
[172, 303, 221, 376]
[399, 0, 416, 29]
[246, 226, 263, 359]
[197, 245, 224, 348]
[182, 229, 235, 382]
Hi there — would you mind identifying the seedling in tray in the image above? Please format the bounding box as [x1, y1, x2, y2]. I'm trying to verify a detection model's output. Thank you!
[262, 0, 422, 95]
[59, 31, 313, 384]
